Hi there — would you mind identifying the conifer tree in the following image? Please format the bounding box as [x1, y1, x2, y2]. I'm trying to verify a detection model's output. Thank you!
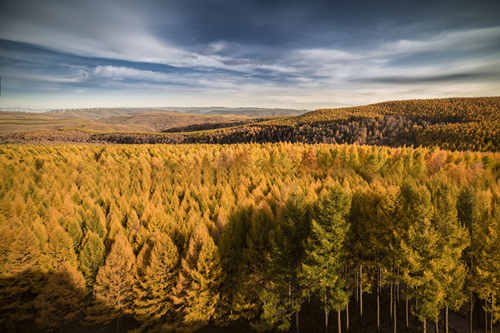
[301, 185, 351, 333]
[457, 186, 479, 333]
[431, 183, 469, 333]
[217, 206, 254, 322]
[398, 183, 444, 333]
[79, 231, 106, 286]
[474, 192, 500, 329]
[134, 232, 179, 328]
[254, 194, 311, 332]
[173, 223, 222, 329]
[90, 232, 137, 326]
[0, 223, 42, 325]
[46, 220, 78, 270]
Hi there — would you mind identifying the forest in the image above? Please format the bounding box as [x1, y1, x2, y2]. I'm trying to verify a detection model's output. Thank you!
[2, 97, 499, 152]
[0, 143, 498, 332]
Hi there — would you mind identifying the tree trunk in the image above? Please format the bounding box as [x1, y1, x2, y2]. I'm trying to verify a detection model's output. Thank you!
[469, 292, 473, 333]
[325, 306, 329, 333]
[424, 319, 426, 333]
[355, 269, 358, 303]
[338, 309, 342, 333]
[360, 264, 363, 319]
[390, 282, 393, 319]
[490, 297, 493, 333]
[484, 301, 488, 333]
[324, 290, 329, 333]
[377, 266, 380, 331]
[445, 306, 448, 333]
[405, 287, 408, 329]
[435, 320, 438, 333]
[296, 308, 300, 333]
[346, 300, 350, 331]
[393, 291, 397, 333]
[397, 267, 400, 303]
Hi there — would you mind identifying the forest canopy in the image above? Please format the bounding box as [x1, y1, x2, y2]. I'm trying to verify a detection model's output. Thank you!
[0, 143, 498, 332]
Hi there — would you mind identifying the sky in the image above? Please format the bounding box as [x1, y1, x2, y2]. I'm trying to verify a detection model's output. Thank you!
[0, 0, 500, 109]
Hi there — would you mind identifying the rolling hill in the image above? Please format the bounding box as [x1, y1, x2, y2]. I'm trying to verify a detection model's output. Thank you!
[1, 97, 499, 151]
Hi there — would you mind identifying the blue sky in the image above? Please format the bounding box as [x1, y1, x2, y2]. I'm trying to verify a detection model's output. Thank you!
[1, 0, 499, 109]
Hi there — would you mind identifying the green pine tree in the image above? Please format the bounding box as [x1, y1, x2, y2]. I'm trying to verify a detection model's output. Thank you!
[301, 185, 351, 333]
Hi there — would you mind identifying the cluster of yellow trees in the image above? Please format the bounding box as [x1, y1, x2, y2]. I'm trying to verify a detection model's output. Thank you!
[0, 143, 498, 332]
[183, 97, 500, 151]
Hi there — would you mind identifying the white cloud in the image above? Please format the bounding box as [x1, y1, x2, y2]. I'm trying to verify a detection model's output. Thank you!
[383, 26, 500, 55]
[2, 67, 89, 83]
[94, 66, 172, 82]
[1, 0, 499, 110]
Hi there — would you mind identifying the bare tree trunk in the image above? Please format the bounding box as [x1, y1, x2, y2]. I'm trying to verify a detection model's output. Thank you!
[296, 308, 300, 333]
[397, 266, 400, 303]
[346, 300, 350, 331]
[360, 264, 363, 319]
[377, 265, 381, 331]
[470, 292, 473, 333]
[424, 319, 426, 333]
[338, 309, 342, 333]
[325, 306, 329, 333]
[405, 287, 409, 329]
[324, 290, 329, 333]
[355, 269, 359, 303]
[435, 320, 438, 333]
[490, 297, 493, 333]
[390, 282, 393, 319]
[485, 301, 487, 333]
[393, 291, 397, 333]
[445, 306, 448, 333]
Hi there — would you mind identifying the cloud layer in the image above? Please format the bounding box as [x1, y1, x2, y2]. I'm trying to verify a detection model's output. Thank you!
[0, 0, 499, 108]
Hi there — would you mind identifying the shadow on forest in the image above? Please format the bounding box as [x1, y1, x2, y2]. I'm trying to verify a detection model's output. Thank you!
[0, 256, 486, 333]
[0, 270, 138, 333]
[0, 202, 492, 333]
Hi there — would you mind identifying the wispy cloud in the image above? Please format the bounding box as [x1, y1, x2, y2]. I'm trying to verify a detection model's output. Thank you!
[1, 0, 500, 108]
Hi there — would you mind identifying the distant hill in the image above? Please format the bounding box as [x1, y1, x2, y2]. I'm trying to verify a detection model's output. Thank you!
[177, 97, 499, 151]
[0, 109, 267, 134]
[44, 107, 308, 118]
[1, 97, 499, 151]
[164, 107, 308, 117]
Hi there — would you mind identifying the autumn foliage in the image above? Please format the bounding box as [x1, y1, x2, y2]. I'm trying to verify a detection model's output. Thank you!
[0, 143, 498, 332]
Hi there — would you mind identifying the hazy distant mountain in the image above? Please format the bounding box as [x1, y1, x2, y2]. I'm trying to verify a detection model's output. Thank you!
[46, 108, 171, 120]
[0, 108, 267, 134]
[164, 107, 308, 117]
[42, 107, 307, 119]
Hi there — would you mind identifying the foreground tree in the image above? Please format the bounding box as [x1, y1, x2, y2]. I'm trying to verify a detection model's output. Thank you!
[398, 183, 443, 333]
[431, 183, 469, 333]
[302, 185, 351, 333]
[78, 231, 105, 286]
[255, 195, 310, 332]
[474, 191, 500, 331]
[134, 232, 179, 329]
[0, 223, 42, 326]
[89, 232, 137, 328]
[173, 223, 223, 329]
